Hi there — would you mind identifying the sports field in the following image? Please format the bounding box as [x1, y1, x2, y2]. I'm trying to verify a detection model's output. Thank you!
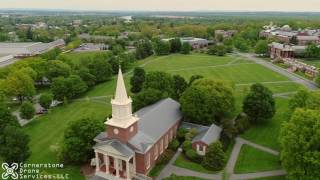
[19, 53, 303, 178]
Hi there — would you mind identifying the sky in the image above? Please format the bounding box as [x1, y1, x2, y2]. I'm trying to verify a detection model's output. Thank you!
[1, 0, 320, 12]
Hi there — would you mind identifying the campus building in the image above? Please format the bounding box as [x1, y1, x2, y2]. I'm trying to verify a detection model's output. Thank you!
[0, 39, 65, 58]
[162, 37, 209, 49]
[92, 68, 182, 180]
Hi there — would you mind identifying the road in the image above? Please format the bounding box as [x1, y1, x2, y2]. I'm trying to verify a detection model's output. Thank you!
[235, 52, 318, 90]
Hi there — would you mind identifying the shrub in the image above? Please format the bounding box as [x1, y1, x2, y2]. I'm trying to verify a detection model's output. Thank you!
[177, 128, 188, 143]
[185, 148, 202, 163]
[235, 114, 251, 134]
[169, 139, 180, 151]
[182, 140, 192, 152]
[157, 149, 175, 165]
[20, 101, 35, 119]
[185, 128, 198, 141]
[202, 141, 226, 171]
[39, 93, 53, 109]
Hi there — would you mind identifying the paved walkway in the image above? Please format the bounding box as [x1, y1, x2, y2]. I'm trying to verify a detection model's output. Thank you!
[234, 52, 318, 90]
[156, 137, 286, 180]
[156, 149, 222, 180]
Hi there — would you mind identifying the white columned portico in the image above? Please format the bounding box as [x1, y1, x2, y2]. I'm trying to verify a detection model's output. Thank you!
[126, 160, 130, 180]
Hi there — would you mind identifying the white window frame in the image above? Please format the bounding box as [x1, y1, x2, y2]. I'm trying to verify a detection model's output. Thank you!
[160, 139, 164, 154]
[146, 153, 151, 169]
[154, 144, 158, 160]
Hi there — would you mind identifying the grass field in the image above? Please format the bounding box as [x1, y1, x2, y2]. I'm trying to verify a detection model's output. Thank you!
[234, 145, 282, 174]
[174, 154, 217, 174]
[164, 174, 209, 180]
[300, 58, 320, 68]
[19, 53, 303, 178]
[253, 176, 286, 180]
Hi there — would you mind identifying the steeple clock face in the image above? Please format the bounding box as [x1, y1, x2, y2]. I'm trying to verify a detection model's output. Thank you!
[113, 128, 119, 134]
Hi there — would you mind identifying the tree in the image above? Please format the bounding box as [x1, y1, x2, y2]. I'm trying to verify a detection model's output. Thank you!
[135, 40, 153, 60]
[60, 118, 104, 164]
[47, 60, 71, 80]
[20, 101, 35, 120]
[172, 75, 188, 100]
[188, 75, 203, 86]
[316, 74, 320, 87]
[243, 83, 275, 123]
[169, 38, 182, 53]
[233, 37, 250, 52]
[0, 104, 19, 135]
[40, 48, 62, 60]
[133, 88, 167, 111]
[279, 109, 320, 179]
[144, 71, 173, 95]
[5, 71, 36, 103]
[0, 126, 30, 163]
[88, 59, 112, 83]
[305, 44, 320, 58]
[208, 45, 226, 56]
[202, 141, 226, 171]
[51, 75, 88, 101]
[180, 79, 235, 125]
[77, 68, 96, 87]
[39, 93, 53, 109]
[130, 67, 146, 93]
[154, 40, 171, 55]
[288, 89, 310, 111]
[181, 43, 192, 54]
[254, 40, 268, 55]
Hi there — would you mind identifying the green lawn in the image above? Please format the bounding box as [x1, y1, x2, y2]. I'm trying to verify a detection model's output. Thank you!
[234, 145, 282, 174]
[300, 58, 320, 69]
[163, 174, 209, 180]
[22, 100, 111, 179]
[174, 154, 217, 174]
[253, 176, 286, 180]
[241, 98, 290, 150]
[19, 53, 303, 178]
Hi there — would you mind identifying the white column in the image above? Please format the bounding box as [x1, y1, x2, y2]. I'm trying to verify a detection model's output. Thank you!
[126, 160, 130, 180]
[104, 155, 109, 174]
[133, 156, 136, 175]
[115, 158, 120, 177]
[95, 152, 99, 171]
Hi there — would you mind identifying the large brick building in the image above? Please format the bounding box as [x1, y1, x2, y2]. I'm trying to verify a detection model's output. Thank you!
[92, 68, 182, 180]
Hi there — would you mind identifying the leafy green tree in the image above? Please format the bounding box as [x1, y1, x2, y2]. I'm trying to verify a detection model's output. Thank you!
[68, 75, 88, 98]
[154, 40, 171, 55]
[254, 40, 269, 55]
[181, 43, 192, 54]
[208, 45, 226, 56]
[47, 60, 71, 80]
[39, 93, 53, 109]
[144, 71, 173, 95]
[180, 79, 235, 125]
[88, 59, 112, 83]
[133, 88, 167, 111]
[188, 75, 203, 86]
[233, 37, 250, 52]
[60, 118, 104, 164]
[169, 38, 182, 53]
[51, 77, 69, 101]
[172, 75, 188, 100]
[202, 141, 226, 171]
[5, 71, 36, 103]
[316, 74, 320, 87]
[40, 48, 62, 60]
[135, 39, 153, 59]
[20, 101, 35, 120]
[288, 89, 310, 111]
[305, 44, 320, 58]
[76, 68, 96, 87]
[0, 104, 19, 135]
[243, 83, 275, 123]
[130, 67, 146, 93]
[279, 109, 320, 179]
[0, 125, 30, 163]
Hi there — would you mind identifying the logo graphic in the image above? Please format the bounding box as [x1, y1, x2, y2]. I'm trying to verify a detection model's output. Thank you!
[2, 163, 19, 179]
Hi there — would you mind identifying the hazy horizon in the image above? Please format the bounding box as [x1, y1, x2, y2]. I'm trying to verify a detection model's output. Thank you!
[1, 0, 320, 12]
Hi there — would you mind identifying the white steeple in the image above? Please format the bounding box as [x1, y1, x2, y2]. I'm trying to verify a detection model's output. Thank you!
[113, 68, 130, 104]
[105, 67, 138, 128]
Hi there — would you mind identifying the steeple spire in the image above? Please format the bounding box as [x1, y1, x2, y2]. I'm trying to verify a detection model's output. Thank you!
[113, 67, 129, 104]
